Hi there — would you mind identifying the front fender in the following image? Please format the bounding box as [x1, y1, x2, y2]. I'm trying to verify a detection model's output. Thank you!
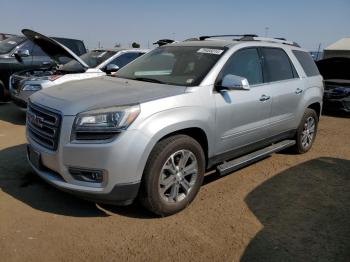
[134, 106, 214, 179]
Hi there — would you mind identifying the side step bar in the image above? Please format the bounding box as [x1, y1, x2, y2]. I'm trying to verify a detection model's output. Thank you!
[216, 140, 296, 176]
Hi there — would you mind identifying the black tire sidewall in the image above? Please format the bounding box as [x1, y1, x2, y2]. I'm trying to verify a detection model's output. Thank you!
[0, 83, 5, 102]
[141, 135, 205, 216]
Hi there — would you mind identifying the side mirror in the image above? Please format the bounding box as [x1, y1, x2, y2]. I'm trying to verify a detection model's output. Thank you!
[218, 74, 250, 91]
[14, 49, 30, 62]
[105, 64, 120, 74]
[15, 49, 30, 57]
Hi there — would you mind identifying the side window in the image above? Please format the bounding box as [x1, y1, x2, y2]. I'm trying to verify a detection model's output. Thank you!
[262, 48, 297, 82]
[218, 48, 263, 85]
[17, 40, 34, 54]
[109, 53, 140, 68]
[292, 50, 320, 77]
[32, 44, 47, 56]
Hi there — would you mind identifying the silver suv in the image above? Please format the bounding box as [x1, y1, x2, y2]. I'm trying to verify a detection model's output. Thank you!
[26, 35, 323, 216]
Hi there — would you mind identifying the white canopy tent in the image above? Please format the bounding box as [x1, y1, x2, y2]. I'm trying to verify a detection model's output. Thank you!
[324, 38, 350, 59]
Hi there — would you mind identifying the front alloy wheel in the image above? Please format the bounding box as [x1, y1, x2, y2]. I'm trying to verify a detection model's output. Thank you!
[159, 150, 198, 203]
[139, 135, 205, 216]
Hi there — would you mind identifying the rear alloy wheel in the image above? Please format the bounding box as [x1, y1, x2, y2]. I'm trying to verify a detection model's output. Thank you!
[301, 116, 316, 149]
[139, 135, 205, 216]
[293, 108, 318, 153]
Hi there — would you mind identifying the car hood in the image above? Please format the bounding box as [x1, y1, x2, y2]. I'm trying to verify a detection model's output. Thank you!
[22, 29, 89, 68]
[30, 76, 187, 115]
[316, 57, 350, 81]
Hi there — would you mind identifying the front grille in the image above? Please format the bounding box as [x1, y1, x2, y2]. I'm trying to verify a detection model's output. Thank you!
[27, 102, 62, 151]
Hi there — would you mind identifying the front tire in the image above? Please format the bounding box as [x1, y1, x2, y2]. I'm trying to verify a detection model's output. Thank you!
[139, 135, 205, 216]
[293, 108, 319, 154]
[0, 81, 10, 102]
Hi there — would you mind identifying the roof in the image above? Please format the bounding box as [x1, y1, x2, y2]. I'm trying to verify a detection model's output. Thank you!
[325, 38, 350, 51]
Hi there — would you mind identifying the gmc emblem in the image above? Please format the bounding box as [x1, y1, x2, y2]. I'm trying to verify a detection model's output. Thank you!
[27, 111, 44, 128]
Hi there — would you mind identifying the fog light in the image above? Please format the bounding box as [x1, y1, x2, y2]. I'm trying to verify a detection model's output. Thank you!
[69, 168, 104, 183]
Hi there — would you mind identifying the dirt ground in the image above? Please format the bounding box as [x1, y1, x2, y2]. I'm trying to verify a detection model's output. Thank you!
[0, 102, 349, 262]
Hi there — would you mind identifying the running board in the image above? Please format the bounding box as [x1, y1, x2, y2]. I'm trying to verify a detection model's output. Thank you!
[216, 140, 296, 176]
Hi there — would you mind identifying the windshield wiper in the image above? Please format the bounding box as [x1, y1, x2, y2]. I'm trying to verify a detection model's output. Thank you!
[134, 77, 165, 84]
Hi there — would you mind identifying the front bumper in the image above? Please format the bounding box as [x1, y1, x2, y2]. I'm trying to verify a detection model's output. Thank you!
[27, 148, 140, 205]
[26, 115, 151, 204]
[9, 81, 38, 108]
[10, 90, 33, 108]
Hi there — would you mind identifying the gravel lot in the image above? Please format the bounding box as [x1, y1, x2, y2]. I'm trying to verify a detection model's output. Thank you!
[0, 102, 349, 262]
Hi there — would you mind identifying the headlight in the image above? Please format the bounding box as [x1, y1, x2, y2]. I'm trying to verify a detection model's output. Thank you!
[22, 84, 42, 91]
[74, 104, 141, 134]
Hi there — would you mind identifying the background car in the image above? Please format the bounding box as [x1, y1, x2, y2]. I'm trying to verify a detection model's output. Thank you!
[316, 57, 350, 114]
[0, 33, 17, 42]
[10, 29, 148, 108]
[0, 30, 86, 101]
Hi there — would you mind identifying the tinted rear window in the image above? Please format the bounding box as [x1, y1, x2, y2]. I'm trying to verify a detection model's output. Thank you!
[262, 47, 297, 82]
[292, 50, 320, 77]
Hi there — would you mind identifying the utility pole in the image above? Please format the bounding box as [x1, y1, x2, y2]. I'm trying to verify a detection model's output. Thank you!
[265, 27, 269, 37]
[315, 43, 322, 61]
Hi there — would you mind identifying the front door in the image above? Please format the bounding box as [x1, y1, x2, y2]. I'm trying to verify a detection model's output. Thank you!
[214, 47, 272, 155]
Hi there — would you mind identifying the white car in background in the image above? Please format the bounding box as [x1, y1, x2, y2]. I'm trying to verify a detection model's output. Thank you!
[10, 29, 148, 108]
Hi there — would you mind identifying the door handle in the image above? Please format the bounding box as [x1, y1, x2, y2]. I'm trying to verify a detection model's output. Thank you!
[259, 94, 271, 101]
[42, 61, 51, 66]
[295, 88, 303, 95]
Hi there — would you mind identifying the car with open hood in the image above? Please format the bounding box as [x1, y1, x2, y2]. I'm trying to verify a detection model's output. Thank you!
[316, 57, 350, 114]
[10, 29, 149, 108]
[0, 30, 86, 101]
[26, 35, 323, 216]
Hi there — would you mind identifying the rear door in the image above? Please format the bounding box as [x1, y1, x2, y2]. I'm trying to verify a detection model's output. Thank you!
[261, 47, 302, 136]
[214, 47, 272, 155]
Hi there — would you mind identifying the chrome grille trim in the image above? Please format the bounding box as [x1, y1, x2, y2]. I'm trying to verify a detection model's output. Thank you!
[27, 102, 62, 151]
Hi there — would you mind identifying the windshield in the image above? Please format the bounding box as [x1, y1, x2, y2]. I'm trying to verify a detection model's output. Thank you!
[115, 46, 226, 86]
[60, 50, 117, 72]
[0, 36, 25, 54]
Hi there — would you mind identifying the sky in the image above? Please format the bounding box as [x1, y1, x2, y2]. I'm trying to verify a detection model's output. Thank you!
[1, 0, 349, 51]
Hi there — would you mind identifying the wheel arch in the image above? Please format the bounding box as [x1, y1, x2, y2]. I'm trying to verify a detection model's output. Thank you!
[307, 102, 321, 119]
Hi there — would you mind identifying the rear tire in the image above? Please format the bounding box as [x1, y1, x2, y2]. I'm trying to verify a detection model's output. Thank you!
[139, 135, 205, 216]
[0, 81, 9, 102]
[293, 108, 318, 154]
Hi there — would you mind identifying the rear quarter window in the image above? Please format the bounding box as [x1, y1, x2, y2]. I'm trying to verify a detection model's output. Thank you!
[292, 50, 320, 77]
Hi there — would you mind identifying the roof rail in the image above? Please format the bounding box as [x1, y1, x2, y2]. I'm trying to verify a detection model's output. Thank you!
[240, 36, 300, 47]
[199, 34, 258, 41]
[197, 34, 300, 47]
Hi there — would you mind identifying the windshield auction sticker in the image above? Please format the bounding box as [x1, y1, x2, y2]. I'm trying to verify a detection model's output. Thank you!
[197, 48, 224, 55]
